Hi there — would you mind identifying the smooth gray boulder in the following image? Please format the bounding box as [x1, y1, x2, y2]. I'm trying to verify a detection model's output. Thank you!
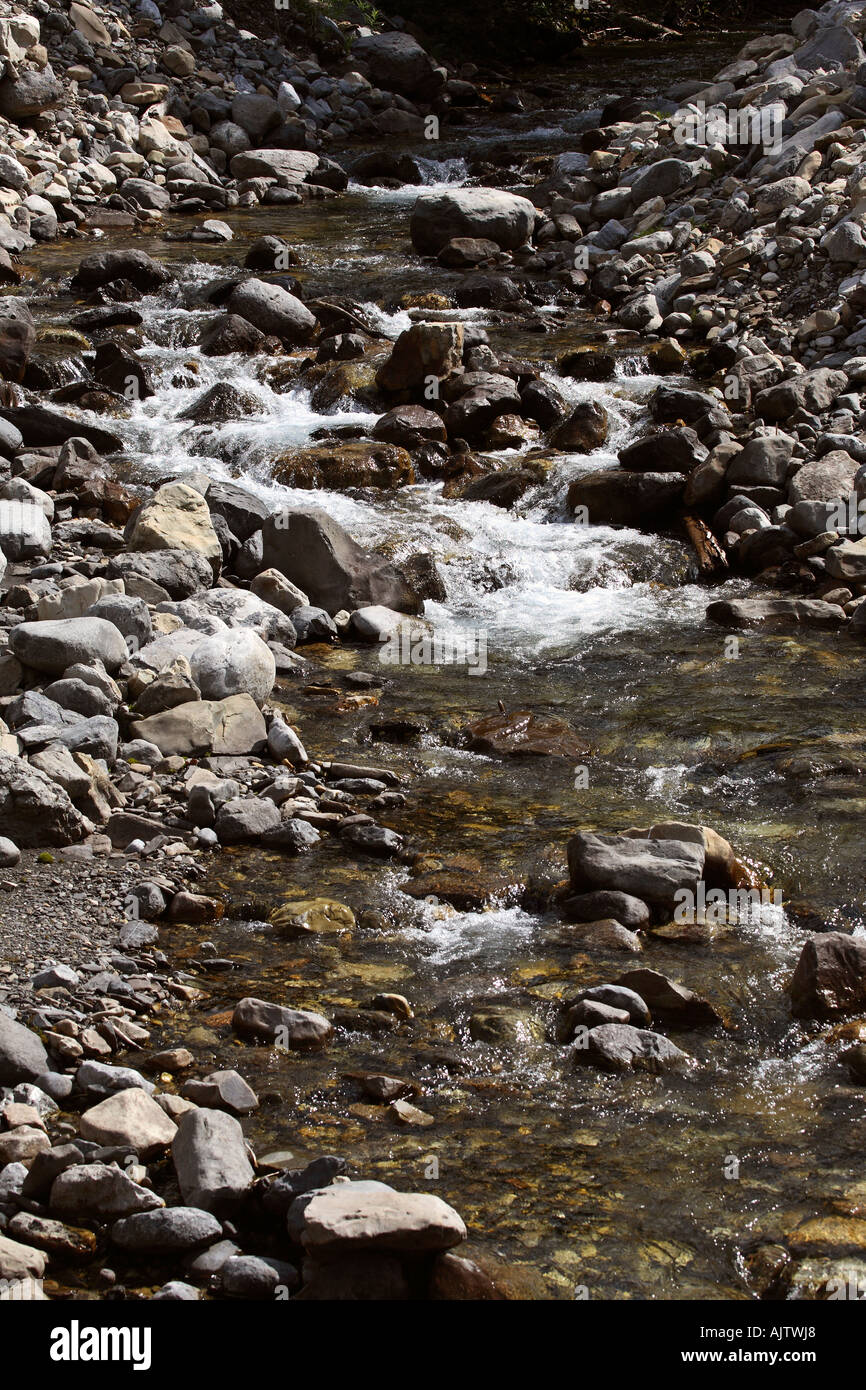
[575, 1023, 691, 1073]
[0, 1014, 48, 1084]
[0, 499, 51, 560]
[567, 830, 704, 909]
[410, 188, 536, 255]
[172, 1109, 255, 1214]
[10, 618, 129, 674]
[111, 1207, 222, 1252]
[188, 628, 276, 705]
[227, 278, 316, 345]
[232, 996, 332, 1049]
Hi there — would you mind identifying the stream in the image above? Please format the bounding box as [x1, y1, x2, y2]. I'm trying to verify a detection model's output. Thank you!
[23, 35, 866, 1299]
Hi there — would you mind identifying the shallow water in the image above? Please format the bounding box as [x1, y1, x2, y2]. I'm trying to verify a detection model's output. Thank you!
[23, 32, 866, 1297]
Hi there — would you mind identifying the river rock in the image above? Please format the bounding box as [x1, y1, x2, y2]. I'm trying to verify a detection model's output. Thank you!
[188, 629, 276, 705]
[215, 796, 281, 843]
[619, 427, 708, 474]
[129, 693, 267, 757]
[0, 1233, 46, 1282]
[70, 250, 173, 295]
[111, 1206, 222, 1252]
[790, 933, 866, 1019]
[567, 830, 704, 909]
[10, 618, 129, 674]
[127, 483, 221, 565]
[615, 969, 720, 1024]
[259, 508, 419, 616]
[287, 1179, 466, 1253]
[79, 1088, 178, 1155]
[232, 996, 332, 1049]
[227, 278, 316, 346]
[567, 470, 684, 526]
[549, 401, 609, 452]
[467, 709, 589, 757]
[0, 1014, 48, 1084]
[706, 598, 846, 628]
[51, 1163, 164, 1219]
[563, 890, 650, 930]
[575, 1022, 690, 1073]
[376, 322, 463, 392]
[172, 1108, 255, 1213]
[107, 550, 213, 601]
[352, 32, 444, 99]
[0, 753, 87, 846]
[410, 189, 537, 255]
[0, 500, 51, 561]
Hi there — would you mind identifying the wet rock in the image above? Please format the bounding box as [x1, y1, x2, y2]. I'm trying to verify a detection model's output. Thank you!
[562, 890, 650, 931]
[575, 1023, 691, 1073]
[567, 470, 684, 527]
[570, 918, 642, 952]
[288, 1179, 466, 1253]
[259, 507, 420, 616]
[232, 996, 332, 1049]
[567, 830, 704, 909]
[706, 598, 846, 629]
[411, 189, 536, 255]
[376, 322, 463, 392]
[467, 709, 589, 758]
[274, 441, 414, 491]
[297, 1251, 409, 1300]
[429, 1251, 505, 1300]
[200, 313, 273, 356]
[615, 969, 720, 1025]
[227, 278, 316, 346]
[790, 933, 866, 1019]
[619, 427, 708, 475]
[548, 401, 609, 452]
[178, 382, 263, 425]
[71, 250, 173, 295]
[373, 405, 447, 448]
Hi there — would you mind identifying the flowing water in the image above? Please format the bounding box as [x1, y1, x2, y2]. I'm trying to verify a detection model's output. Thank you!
[24, 36, 866, 1297]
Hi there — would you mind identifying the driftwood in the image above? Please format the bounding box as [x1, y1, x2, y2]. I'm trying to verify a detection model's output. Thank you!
[683, 514, 729, 579]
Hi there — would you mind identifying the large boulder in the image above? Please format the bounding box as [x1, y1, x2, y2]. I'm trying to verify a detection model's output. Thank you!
[790, 933, 866, 1019]
[376, 323, 464, 392]
[10, 618, 129, 674]
[567, 470, 685, 527]
[228, 149, 319, 184]
[70, 250, 172, 294]
[410, 189, 537, 256]
[107, 550, 213, 601]
[259, 508, 420, 616]
[0, 406, 122, 454]
[172, 1109, 255, 1214]
[0, 298, 35, 381]
[0, 753, 87, 846]
[227, 279, 316, 346]
[706, 598, 846, 629]
[0, 1014, 48, 1084]
[0, 500, 51, 561]
[126, 483, 221, 566]
[352, 33, 445, 100]
[287, 1179, 466, 1253]
[128, 693, 267, 757]
[0, 64, 62, 119]
[567, 830, 704, 910]
[188, 629, 276, 706]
